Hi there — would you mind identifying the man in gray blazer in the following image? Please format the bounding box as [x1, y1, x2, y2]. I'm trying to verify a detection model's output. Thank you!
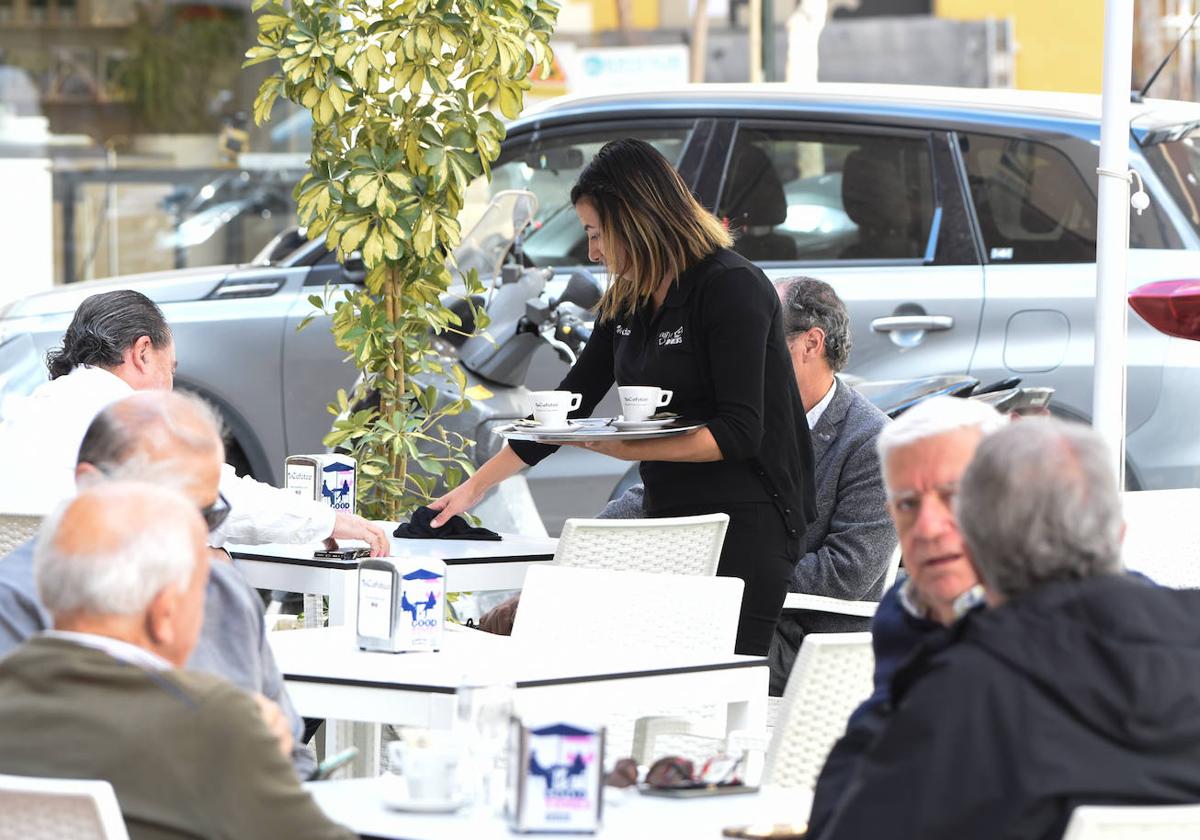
[599, 278, 896, 694]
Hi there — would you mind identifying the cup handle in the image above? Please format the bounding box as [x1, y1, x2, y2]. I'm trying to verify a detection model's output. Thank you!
[569, 393, 583, 411]
[658, 390, 673, 406]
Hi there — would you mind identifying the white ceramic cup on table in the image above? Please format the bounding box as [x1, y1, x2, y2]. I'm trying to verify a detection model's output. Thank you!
[618, 386, 673, 421]
[387, 738, 461, 803]
[529, 390, 582, 428]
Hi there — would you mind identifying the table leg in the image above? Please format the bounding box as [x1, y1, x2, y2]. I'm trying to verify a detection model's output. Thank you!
[323, 720, 382, 778]
[725, 665, 769, 785]
[327, 569, 358, 627]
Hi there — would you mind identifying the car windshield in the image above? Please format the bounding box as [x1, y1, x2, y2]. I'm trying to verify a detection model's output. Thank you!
[1144, 129, 1200, 240]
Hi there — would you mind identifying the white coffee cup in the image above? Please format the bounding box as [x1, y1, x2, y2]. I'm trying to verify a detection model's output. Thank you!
[530, 390, 582, 428]
[618, 386, 673, 421]
[388, 739, 460, 803]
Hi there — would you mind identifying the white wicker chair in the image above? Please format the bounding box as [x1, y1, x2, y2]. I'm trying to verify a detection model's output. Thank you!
[0, 514, 41, 557]
[0, 774, 130, 840]
[511, 565, 744, 761]
[1062, 803, 1200, 839]
[1120, 489, 1200, 589]
[781, 544, 902, 617]
[552, 514, 729, 576]
[761, 632, 875, 790]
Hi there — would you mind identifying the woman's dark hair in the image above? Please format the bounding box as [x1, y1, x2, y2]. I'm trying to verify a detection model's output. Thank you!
[570, 138, 731, 320]
[46, 290, 172, 380]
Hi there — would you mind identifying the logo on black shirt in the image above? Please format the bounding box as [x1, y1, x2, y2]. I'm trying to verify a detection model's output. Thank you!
[658, 327, 684, 346]
[616, 324, 631, 337]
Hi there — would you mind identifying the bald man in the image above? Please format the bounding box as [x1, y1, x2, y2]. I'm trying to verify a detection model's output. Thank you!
[0, 483, 354, 840]
[0, 391, 315, 776]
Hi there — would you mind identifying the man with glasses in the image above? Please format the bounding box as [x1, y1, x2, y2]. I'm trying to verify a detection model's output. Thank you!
[805, 395, 1007, 837]
[0, 391, 316, 777]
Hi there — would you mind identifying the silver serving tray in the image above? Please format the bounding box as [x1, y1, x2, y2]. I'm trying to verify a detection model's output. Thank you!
[497, 418, 706, 443]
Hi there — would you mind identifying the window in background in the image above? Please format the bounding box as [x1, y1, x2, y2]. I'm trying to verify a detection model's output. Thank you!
[716, 127, 935, 263]
[461, 124, 694, 268]
[960, 133, 1097, 264]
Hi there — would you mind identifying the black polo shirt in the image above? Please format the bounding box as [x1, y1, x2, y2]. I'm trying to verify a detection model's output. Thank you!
[510, 248, 816, 538]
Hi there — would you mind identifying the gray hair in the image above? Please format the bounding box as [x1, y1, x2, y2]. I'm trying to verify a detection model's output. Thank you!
[46, 290, 171, 380]
[35, 482, 201, 618]
[77, 391, 224, 472]
[775, 276, 852, 372]
[956, 418, 1123, 601]
[876, 395, 1008, 467]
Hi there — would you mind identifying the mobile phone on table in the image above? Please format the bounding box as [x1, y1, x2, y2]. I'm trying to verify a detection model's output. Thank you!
[721, 823, 808, 839]
[313, 547, 371, 561]
[640, 782, 758, 798]
[308, 747, 359, 781]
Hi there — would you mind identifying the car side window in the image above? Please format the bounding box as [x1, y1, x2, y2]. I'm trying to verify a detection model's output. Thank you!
[960, 133, 1098, 264]
[459, 126, 694, 268]
[715, 127, 936, 263]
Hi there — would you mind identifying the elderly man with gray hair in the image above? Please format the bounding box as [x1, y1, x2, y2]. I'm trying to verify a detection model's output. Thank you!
[0, 483, 354, 839]
[0, 391, 315, 777]
[820, 418, 1200, 840]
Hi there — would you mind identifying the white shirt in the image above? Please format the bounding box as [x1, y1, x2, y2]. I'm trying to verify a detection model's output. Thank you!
[41, 629, 172, 671]
[805, 378, 837, 430]
[0, 365, 336, 545]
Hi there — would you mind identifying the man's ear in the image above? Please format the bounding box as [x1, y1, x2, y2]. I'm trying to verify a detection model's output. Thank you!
[74, 462, 101, 487]
[804, 327, 826, 361]
[124, 335, 155, 376]
[144, 585, 178, 649]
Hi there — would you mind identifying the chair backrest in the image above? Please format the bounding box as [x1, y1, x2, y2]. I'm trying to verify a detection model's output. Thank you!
[880, 543, 902, 592]
[552, 514, 729, 577]
[763, 632, 874, 790]
[0, 514, 41, 557]
[1120, 489, 1200, 589]
[0, 774, 130, 840]
[511, 564, 743, 657]
[1063, 803, 1200, 840]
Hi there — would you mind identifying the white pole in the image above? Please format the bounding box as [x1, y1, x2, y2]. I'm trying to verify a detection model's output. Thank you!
[749, 0, 764, 84]
[1094, 0, 1135, 488]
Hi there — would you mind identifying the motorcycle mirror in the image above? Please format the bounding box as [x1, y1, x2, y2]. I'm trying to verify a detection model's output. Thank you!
[342, 253, 366, 284]
[557, 270, 603, 310]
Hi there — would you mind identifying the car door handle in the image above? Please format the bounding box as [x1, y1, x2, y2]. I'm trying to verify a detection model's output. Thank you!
[870, 315, 955, 333]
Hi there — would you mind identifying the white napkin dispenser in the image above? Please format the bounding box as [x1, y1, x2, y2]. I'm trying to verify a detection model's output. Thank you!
[356, 557, 447, 653]
[508, 720, 604, 834]
[284, 454, 357, 515]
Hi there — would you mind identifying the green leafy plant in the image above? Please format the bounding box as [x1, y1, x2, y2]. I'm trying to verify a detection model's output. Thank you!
[245, 0, 558, 521]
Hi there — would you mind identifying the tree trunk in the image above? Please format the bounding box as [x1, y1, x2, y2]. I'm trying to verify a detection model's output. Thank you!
[690, 0, 710, 83]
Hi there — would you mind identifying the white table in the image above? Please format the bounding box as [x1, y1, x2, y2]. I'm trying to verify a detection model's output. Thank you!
[308, 777, 811, 839]
[272, 625, 768, 732]
[272, 626, 769, 778]
[229, 533, 557, 625]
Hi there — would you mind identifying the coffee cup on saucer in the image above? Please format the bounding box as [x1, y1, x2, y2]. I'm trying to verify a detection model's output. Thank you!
[618, 386, 673, 422]
[386, 737, 463, 809]
[530, 390, 582, 428]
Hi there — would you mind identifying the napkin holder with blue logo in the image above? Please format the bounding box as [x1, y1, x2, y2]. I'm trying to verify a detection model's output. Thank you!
[508, 721, 604, 834]
[355, 557, 447, 653]
[284, 454, 357, 515]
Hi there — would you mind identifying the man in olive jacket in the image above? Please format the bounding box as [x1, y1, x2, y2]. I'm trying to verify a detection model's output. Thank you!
[0, 483, 354, 840]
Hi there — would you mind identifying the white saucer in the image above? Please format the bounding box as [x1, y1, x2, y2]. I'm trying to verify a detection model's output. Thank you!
[527, 421, 581, 434]
[612, 418, 676, 431]
[382, 790, 468, 814]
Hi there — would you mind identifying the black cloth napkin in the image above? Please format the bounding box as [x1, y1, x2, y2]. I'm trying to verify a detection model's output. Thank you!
[393, 505, 502, 541]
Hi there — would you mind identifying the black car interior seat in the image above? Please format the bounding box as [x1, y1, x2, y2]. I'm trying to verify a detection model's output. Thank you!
[721, 143, 798, 262]
[840, 146, 920, 259]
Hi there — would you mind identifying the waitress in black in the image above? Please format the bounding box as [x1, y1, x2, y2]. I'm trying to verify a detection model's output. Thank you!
[430, 138, 815, 655]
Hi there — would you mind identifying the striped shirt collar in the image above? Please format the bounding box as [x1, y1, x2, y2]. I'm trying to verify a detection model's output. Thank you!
[41, 630, 172, 672]
[898, 579, 986, 623]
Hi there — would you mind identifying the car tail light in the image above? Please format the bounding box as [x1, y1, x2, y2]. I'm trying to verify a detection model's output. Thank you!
[1128, 280, 1200, 340]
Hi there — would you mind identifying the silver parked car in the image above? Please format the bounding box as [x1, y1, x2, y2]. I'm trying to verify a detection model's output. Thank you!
[4, 83, 1200, 531]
